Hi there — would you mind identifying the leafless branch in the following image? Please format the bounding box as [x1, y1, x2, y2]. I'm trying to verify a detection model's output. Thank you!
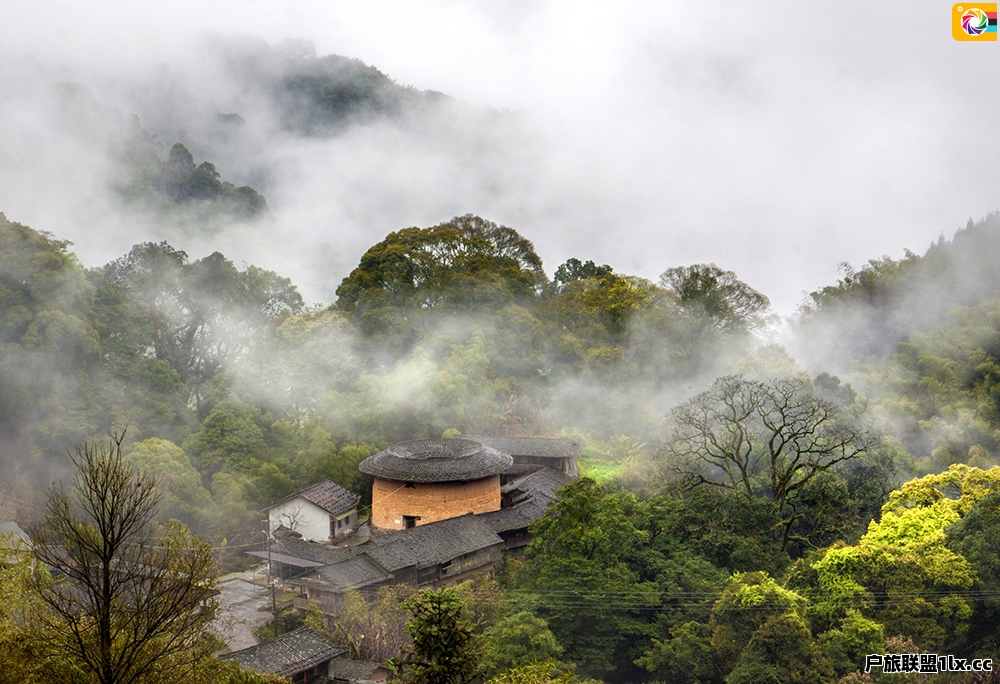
[31, 431, 220, 684]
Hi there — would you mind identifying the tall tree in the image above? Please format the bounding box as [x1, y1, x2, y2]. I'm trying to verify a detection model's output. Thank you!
[32, 432, 219, 684]
[659, 263, 770, 334]
[480, 611, 563, 677]
[518, 478, 658, 680]
[662, 375, 877, 550]
[551, 258, 613, 292]
[103, 242, 302, 416]
[335, 215, 545, 350]
[389, 588, 480, 684]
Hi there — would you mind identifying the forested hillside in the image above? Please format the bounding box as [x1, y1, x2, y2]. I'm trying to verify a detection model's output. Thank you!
[0, 210, 771, 515]
[4, 203, 1000, 681]
[796, 212, 1000, 370]
[212, 36, 451, 135]
[4, 1, 1000, 678]
[0, 49, 1000, 684]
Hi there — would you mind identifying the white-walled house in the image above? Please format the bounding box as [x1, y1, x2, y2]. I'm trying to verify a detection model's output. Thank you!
[265, 479, 361, 542]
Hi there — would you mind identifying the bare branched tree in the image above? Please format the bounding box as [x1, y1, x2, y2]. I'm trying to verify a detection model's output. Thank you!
[330, 585, 416, 663]
[275, 504, 306, 534]
[662, 375, 878, 549]
[31, 432, 219, 684]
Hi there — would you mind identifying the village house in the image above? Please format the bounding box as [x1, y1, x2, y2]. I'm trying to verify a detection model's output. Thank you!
[358, 438, 512, 530]
[478, 466, 575, 550]
[264, 478, 361, 542]
[285, 514, 504, 616]
[247, 536, 356, 581]
[272, 469, 573, 619]
[0, 522, 30, 550]
[247, 437, 579, 621]
[219, 626, 347, 683]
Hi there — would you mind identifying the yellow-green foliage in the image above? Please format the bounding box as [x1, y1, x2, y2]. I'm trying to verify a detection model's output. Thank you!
[710, 572, 808, 663]
[486, 659, 600, 684]
[124, 437, 211, 526]
[812, 465, 1000, 649]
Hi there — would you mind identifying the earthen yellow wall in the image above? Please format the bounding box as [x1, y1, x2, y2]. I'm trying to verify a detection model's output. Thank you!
[371, 476, 501, 530]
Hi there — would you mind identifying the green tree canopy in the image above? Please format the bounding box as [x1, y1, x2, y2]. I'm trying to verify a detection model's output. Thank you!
[481, 611, 563, 677]
[0, 212, 102, 465]
[335, 215, 545, 340]
[182, 398, 268, 472]
[945, 489, 1000, 655]
[103, 242, 302, 415]
[518, 478, 658, 679]
[552, 258, 613, 291]
[811, 465, 1000, 651]
[113, 119, 268, 220]
[124, 437, 211, 526]
[389, 587, 480, 684]
[659, 264, 771, 335]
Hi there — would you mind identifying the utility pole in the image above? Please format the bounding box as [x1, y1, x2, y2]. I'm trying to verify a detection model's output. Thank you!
[264, 524, 276, 614]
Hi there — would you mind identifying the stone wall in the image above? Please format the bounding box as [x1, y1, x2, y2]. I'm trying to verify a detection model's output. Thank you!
[371, 476, 501, 530]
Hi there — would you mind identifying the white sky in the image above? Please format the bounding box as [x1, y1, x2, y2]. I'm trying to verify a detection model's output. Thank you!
[1, 1, 997, 313]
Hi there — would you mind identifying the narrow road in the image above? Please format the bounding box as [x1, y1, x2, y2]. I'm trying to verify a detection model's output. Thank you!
[213, 570, 273, 652]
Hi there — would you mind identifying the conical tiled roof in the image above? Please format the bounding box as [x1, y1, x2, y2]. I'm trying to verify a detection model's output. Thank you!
[359, 438, 512, 483]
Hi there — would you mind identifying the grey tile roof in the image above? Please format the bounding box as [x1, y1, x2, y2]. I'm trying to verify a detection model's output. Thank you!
[245, 551, 325, 568]
[329, 658, 387, 681]
[269, 479, 360, 517]
[314, 555, 390, 590]
[359, 439, 512, 483]
[219, 627, 347, 676]
[466, 436, 583, 458]
[365, 515, 503, 571]
[501, 467, 575, 502]
[511, 493, 552, 520]
[271, 538, 358, 566]
[476, 506, 535, 534]
[478, 471, 565, 534]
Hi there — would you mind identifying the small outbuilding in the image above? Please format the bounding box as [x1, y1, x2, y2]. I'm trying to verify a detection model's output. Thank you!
[466, 436, 582, 479]
[265, 479, 361, 542]
[218, 626, 347, 683]
[359, 439, 513, 530]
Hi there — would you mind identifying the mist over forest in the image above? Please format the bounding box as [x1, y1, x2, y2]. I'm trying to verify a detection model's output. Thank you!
[4, 21, 1000, 684]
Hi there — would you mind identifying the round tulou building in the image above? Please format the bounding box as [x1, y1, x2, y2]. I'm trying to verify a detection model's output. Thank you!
[359, 438, 513, 530]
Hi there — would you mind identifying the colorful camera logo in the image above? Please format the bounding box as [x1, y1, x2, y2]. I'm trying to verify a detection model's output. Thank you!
[953, 4, 998, 40]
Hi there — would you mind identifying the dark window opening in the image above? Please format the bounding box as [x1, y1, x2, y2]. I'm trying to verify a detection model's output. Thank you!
[405, 482, 416, 488]
[403, 515, 419, 529]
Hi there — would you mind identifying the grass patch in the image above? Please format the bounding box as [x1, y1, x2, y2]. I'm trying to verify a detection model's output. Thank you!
[578, 456, 623, 484]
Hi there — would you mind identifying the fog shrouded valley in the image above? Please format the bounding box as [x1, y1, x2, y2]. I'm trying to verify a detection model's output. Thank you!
[3, 3, 1000, 684]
